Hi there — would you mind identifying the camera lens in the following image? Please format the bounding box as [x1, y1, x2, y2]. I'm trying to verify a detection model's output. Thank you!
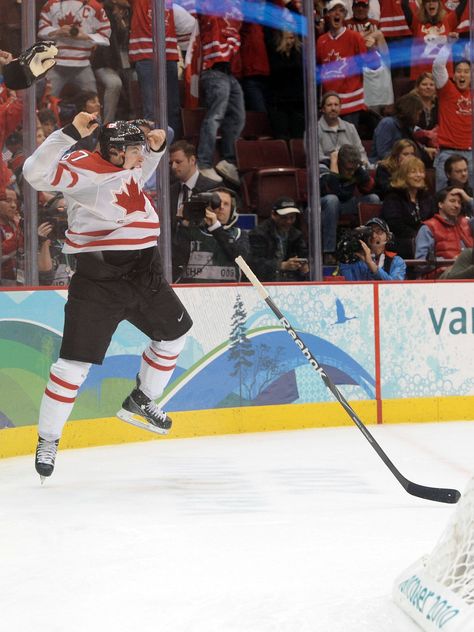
[69, 25, 79, 36]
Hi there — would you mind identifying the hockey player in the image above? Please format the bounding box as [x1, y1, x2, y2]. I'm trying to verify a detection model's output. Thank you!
[23, 112, 193, 482]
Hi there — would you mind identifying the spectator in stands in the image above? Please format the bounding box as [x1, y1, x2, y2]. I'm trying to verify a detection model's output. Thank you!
[169, 140, 217, 280]
[338, 217, 406, 280]
[444, 154, 473, 216]
[316, 0, 382, 126]
[381, 156, 434, 258]
[318, 92, 369, 167]
[174, 187, 249, 283]
[129, 0, 194, 138]
[345, 0, 394, 115]
[195, 6, 245, 185]
[91, 0, 130, 124]
[38, 108, 58, 137]
[412, 72, 438, 131]
[5, 131, 29, 190]
[432, 39, 472, 190]
[379, 0, 412, 77]
[401, 0, 467, 81]
[0, 0, 22, 57]
[371, 92, 436, 164]
[239, 12, 270, 113]
[5, 126, 46, 189]
[69, 90, 102, 151]
[374, 138, 417, 199]
[248, 196, 309, 282]
[0, 50, 22, 194]
[169, 141, 217, 220]
[37, 0, 111, 96]
[37, 194, 74, 286]
[320, 144, 380, 264]
[265, 29, 304, 139]
[440, 247, 474, 279]
[410, 71, 439, 153]
[415, 187, 473, 277]
[0, 187, 23, 285]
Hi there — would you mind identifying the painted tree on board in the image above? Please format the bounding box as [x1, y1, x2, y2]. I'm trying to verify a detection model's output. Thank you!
[228, 293, 254, 401]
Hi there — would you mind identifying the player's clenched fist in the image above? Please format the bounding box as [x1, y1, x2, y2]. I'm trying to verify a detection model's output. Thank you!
[146, 129, 167, 152]
[72, 112, 100, 138]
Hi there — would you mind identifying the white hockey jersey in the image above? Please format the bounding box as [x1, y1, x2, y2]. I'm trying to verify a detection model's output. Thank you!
[23, 129, 165, 254]
[38, 0, 111, 67]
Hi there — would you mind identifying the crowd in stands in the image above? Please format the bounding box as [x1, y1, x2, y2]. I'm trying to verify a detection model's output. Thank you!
[1, 0, 473, 286]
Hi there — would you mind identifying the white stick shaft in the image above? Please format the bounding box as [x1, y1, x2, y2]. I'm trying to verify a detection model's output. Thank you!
[235, 256, 269, 300]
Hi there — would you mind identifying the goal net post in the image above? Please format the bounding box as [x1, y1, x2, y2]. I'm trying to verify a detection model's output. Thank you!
[393, 479, 474, 632]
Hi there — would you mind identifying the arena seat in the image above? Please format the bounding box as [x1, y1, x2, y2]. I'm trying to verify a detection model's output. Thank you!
[358, 202, 382, 225]
[289, 138, 306, 168]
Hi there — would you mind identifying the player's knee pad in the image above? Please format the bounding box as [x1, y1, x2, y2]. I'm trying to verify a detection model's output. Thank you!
[51, 357, 92, 388]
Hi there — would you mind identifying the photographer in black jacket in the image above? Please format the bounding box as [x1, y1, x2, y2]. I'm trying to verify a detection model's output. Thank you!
[174, 187, 249, 283]
[249, 197, 309, 281]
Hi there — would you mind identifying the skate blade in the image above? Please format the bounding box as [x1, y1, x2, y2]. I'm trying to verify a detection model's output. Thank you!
[116, 409, 171, 435]
[40, 475, 46, 485]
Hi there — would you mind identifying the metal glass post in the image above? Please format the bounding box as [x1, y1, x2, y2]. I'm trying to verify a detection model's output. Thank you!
[302, 0, 323, 281]
[22, 0, 39, 286]
[152, 0, 172, 282]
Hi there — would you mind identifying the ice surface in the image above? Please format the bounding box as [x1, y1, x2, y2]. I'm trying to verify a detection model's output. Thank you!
[1, 421, 473, 632]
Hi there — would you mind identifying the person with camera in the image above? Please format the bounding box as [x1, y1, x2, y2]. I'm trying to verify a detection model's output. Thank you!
[37, 194, 74, 286]
[320, 144, 380, 265]
[23, 111, 193, 481]
[248, 197, 309, 282]
[37, 0, 111, 97]
[174, 187, 249, 283]
[337, 217, 407, 281]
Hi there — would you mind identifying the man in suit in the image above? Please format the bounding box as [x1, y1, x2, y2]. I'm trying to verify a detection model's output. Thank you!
[169, 140, 216, 279]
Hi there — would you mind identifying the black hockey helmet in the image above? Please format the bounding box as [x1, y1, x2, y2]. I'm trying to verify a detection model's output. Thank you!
[99, 121, 146, 161]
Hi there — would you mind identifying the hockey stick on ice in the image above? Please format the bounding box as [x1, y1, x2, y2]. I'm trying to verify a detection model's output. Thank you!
[235, 256, 460, 505]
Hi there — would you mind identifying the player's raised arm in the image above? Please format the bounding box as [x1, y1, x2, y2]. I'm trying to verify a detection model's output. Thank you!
[23, 112, 99, 191]
[141, 128, 167, 180]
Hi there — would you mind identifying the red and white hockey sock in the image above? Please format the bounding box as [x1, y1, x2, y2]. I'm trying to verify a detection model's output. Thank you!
[38, 358, 91, 441]
[138, 334, 187, 400]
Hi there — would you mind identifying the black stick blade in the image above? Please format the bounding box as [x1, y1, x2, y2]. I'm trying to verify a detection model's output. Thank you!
[405, 482, 461, 504]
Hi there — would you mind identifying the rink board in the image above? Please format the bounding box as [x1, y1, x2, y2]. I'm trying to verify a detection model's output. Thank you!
[1, 281, 473, 457]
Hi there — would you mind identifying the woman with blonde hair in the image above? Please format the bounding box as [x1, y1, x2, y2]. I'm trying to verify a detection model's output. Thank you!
[374, 138, 418, 199]
[381, 156, 435, 258]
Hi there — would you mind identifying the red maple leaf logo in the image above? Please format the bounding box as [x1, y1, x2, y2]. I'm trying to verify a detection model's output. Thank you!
[113, 178, 147, 216]
[58, 12, 81, 27]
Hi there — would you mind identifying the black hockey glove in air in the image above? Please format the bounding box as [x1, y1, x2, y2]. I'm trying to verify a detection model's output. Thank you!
[3, 41, 58, 89]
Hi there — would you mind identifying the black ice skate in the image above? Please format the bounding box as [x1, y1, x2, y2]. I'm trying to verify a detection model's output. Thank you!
[116, 384, 172, 435]
[35, 436, 59, 483]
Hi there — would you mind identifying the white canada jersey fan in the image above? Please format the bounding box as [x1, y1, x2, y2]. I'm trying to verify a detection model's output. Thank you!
[23, 128, 165, 253]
